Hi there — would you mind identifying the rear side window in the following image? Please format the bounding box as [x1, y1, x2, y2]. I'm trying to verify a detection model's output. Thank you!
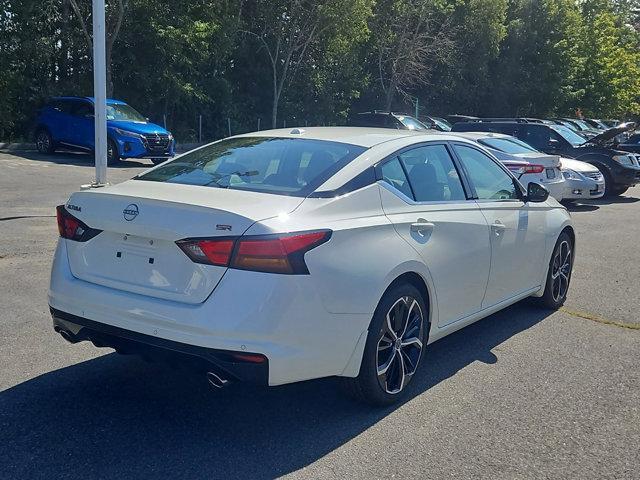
[137, 137, 366, 197]
[453, 145, 519, 201]
[381, 158, 413, 199]
[398, 145, 466, 201]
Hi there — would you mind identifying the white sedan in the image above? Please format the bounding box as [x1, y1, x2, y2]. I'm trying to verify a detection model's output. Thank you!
[49, 127, 574, 405]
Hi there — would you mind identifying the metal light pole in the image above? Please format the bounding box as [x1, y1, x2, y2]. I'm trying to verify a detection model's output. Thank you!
[92, 0, 108, 186]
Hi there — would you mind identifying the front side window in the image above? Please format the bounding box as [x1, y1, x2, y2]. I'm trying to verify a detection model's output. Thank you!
[398, 145, 466, 201]
[137, 137, 366, 197]
[454, 145, 519, 201]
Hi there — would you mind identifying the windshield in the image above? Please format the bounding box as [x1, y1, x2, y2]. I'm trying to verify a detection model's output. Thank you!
[551, 125, 587, 146]
[431, 118, 452, 131]
[573, 119, 592, 130]
[106, 104, 147, 122]
[136, 137, 366, 197]
[479, 137, 538, 154]
[397, 116, 429, 131]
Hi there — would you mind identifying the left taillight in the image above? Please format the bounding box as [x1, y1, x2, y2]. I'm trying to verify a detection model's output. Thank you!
[176, 230, 332, 275]
[56, 205, 102, 242]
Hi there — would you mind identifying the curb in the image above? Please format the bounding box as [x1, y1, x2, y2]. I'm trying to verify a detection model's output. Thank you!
[0, 142, 36, 151]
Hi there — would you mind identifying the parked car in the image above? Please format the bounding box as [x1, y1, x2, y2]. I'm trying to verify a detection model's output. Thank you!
[50, 127, 574, 406]
[449, 132, 566, 201]
[430, 116, 453, 131]
[349, 111, 431, 131]
[35, 96, 175, 165]
[615, 132, 640, 154]
[553, 118, 599, 138]
[452, 121, 640, 196]
[583, 119, 609, 130]
[558, 157, 606, 202]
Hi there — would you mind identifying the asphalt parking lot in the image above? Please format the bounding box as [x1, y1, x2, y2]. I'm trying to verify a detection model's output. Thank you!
[1, 150, 639, 480]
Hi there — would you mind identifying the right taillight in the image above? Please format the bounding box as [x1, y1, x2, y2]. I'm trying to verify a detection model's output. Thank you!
[176, 230, 332, 274]
[56, 205, 102, 242]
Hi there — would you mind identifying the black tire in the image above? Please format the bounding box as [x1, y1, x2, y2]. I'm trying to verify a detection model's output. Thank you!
[343, 282, 428, 406]
[601, 169, 628, 197]
[35, 129, 55, 154]
[537, 231, 574, 310]
[610, 185, 629, 196]
[107, 139, 120, 165]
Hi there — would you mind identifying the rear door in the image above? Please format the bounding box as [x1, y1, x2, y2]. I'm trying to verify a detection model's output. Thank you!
[378, 143, 491, 326]
[69, 100, 95, 149]
[451, 143, 547, 307]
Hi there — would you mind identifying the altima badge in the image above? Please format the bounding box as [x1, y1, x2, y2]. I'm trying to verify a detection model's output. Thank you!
[123, 204, 139, 221]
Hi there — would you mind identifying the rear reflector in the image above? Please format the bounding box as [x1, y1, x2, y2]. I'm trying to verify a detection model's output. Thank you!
[177, 230, 332, 274]
[56, 205, 102, 242]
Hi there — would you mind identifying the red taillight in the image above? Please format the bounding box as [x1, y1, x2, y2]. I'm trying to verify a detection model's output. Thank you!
[56, 205, 102, 242]
[176, 238, 235, 266]
[523, 164, 545, 174]
[176, 230, 332, 274]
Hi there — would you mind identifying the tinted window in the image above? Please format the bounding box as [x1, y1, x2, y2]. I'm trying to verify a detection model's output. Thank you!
[550, 125, 586, 146]
[72, 101, 94, 117]
[49, 100, 73, 114]
[381, 158, 413, 198]
[137, 137, 366, 197]
[399, 145, 465, 201]
[454, 145, 519, 201]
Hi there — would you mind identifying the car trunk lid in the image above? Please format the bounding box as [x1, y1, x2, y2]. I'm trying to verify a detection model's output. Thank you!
[63, 180, 304, 304]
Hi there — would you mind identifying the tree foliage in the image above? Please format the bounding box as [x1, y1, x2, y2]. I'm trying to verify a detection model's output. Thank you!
[1, 0, 639, 141]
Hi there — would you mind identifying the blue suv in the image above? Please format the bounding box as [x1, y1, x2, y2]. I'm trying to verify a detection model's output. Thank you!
[35, 97, 175, 165]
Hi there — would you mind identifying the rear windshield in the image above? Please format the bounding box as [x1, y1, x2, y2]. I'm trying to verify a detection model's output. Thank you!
[136, 137, 366, 197]
[479, 137, 538, 154]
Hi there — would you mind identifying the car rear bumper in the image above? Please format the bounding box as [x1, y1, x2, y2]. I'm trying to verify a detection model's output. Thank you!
[48, 240, 369, 386]
[51, 307, 269, 385]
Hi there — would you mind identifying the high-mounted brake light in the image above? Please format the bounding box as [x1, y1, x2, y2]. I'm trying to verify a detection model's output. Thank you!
[176, 230, 332, 274]
[56, 205, 102, 242]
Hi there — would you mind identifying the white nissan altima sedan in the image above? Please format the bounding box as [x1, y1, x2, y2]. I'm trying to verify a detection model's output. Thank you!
[49, 127, 574, 405]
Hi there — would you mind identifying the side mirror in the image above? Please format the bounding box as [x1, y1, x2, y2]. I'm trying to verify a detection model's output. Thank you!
[526, 182, 549, 203]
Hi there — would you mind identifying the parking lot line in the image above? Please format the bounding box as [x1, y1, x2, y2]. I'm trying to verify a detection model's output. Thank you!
[560, 306, 640, 330]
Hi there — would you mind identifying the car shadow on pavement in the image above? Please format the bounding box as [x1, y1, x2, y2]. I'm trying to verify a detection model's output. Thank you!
[588, 195, 640, 206]
[565, 203, 599, 212]
[10, 150, 151, 168]
[0, 302, 551, 479]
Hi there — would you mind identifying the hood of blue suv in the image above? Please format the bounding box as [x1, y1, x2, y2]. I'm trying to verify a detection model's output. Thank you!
[108, 120, 170, 136]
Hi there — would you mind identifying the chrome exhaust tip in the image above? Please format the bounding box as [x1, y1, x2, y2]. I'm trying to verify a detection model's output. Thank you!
[55, 327, 78, 344]
[206, 371, 229, 389]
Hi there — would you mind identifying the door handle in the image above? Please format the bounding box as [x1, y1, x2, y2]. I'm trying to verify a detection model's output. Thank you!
[410, 221, 435, 236]
[491, 221, 506, 236]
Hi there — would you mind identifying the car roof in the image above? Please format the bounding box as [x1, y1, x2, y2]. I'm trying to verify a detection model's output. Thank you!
[50, 96, 126, 105]
[448, 131, 512, 141]
[237, 127, 465, 148]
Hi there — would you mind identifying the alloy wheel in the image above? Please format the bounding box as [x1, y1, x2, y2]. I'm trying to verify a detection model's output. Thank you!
[551, 240, 572, 302]
[376, 296, 424, 395]
[36, 132, 50, 152]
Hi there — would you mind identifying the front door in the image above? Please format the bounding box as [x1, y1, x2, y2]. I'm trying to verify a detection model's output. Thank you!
[451, 143, 546, 307]
[378, 143, 491, 327]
